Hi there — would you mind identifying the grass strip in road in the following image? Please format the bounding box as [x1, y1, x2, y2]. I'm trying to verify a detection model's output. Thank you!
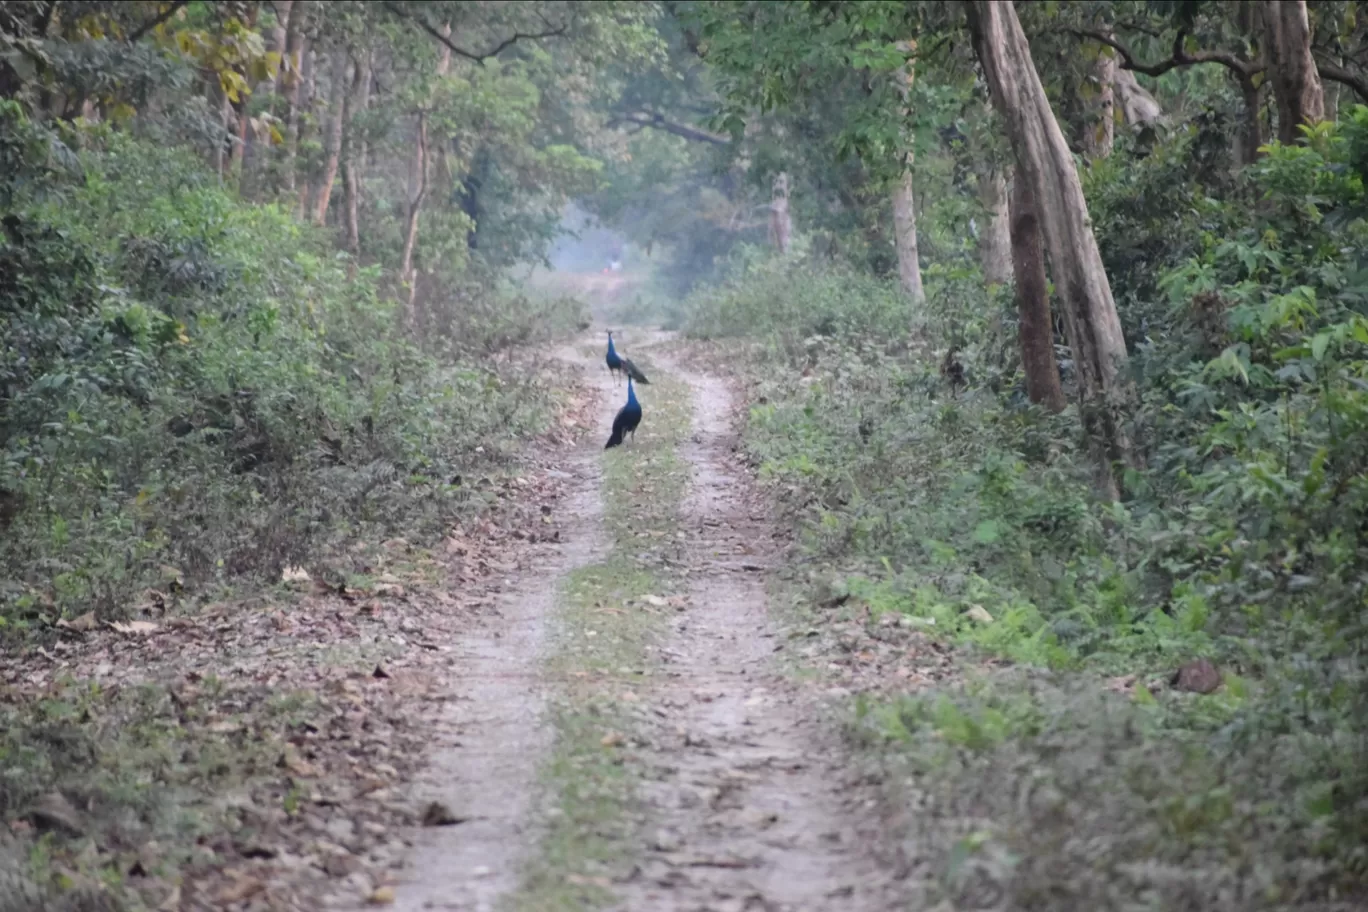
[509, 365, 692, 912]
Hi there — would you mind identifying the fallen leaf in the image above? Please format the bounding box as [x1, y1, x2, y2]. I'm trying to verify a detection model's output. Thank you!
[369, 886, 396, 905]
[281, 566, 311, 584]
[56, 611, 97, 633]
[601, 731, 625, 748]
[421, 801, 468, 827]
[216, 874, 265, 903]
[964, 605, 994, 625]
[109, 620, 159, 635]
[642, 595, 667, 607]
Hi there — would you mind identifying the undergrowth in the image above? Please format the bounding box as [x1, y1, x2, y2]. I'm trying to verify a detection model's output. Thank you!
[681, 115, 1368, 910]
[0, 103, 577, 630]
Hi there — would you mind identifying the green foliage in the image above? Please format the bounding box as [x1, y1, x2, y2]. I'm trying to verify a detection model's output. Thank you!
[0, 106, 555, 626]
[684, 110, 1368, 905]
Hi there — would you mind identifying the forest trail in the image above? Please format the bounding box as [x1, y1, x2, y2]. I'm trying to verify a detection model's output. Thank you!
[386, 327, 908, 911]
[387, 338, 611, 912]
[606, 345, 908, 912]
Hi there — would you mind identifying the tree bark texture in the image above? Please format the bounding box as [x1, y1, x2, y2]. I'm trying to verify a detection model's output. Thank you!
[401, 23, 452, 324]
[342, 47, 372, 255]
[312, 47, 349, 225]
[1263, 0, 1325, 143]
[295, 46, 316, 219]
[1009, 176, 1066, 413]
[892, 39, 924, 303]
[976, 165, 1012, 287]
[769, 171, 792, 254]
[891, 168, 925, 301]
[1112, 68, 1162, 129]
[1085, 47, 1116, 159]
[280, 0, 308, 197]
[966, 0, 1135, 499]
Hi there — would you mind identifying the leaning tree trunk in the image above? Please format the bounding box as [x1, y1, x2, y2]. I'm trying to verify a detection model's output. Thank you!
[1263, 0, 1325, 143]
[1084, 46, 1116, 160]
[769, 171, 793, 254]
[1113, 68, 1162, 129]
[966, 0, 1135, 499]
[342, 47, 372, 255]
[976, 165, 1012, 287]
[311, 48, 349, 225]
[400, 23, 452, 326]
[1010, 175, 1066, 413]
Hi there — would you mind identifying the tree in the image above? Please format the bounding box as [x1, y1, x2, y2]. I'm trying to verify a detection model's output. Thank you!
[966, 0, 1134, 498]
[1009, 174, 1065, 412]
[1264, 0, 1325, 142]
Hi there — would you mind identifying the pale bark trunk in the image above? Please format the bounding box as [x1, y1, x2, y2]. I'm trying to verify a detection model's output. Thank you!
[1084, 48, 1116, 159]
[295, 47, 316, 220]
[281, 1, 308, 197]
[399, 113, 427, 309]
[1264, 0, 1325, 143]
[312, 48, 349, 225]
[892, 40, 924, 303]
[343, 48, 372, 255]
[769, 172, 792, 253]
[976, 166, 1012, 287]
[1010, 176, 1066, 413]
[212, 79, 231, 180]
[1113, 69, 1162, 129]
[967, 0, 1135, 499]
[892, 168, 924, 301]
[401, 24, 452, 325]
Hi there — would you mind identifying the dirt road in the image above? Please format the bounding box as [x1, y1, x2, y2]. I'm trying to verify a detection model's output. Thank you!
[386, 331, 908, 912]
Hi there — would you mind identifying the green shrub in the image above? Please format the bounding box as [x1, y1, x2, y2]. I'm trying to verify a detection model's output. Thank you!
[1, 105, 555, 627]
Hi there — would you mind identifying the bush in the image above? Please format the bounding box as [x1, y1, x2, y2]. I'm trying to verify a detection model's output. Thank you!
[682, 110, 1368, 908]
[1, 105, 555, 628]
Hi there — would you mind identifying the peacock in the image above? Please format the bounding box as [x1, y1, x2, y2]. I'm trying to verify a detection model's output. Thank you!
[605, 331, 649, 387]
[605, 376, 642, 449]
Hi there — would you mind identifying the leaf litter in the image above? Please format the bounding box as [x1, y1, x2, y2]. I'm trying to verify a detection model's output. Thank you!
[0, 368, 598, 912]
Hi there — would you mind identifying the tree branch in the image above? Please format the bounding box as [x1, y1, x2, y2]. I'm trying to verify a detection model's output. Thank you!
[1314, 55, 1368, 103]
[606, 110, 731, 145]
[127, 1, 189, 43]
[382, 3, 566, 66]
[1068, 26, 1263, 78]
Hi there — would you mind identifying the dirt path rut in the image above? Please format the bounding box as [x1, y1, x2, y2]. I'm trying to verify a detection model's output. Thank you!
[387, 331, 905, 912]
[612, 350, 907, 912]
[389, 342, 608, 912]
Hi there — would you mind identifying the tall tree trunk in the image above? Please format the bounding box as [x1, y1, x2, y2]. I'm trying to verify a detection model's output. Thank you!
[399, 112, 427, 318]
[1113, 69, 1162, 129]
[966, 0, 1135, 499]
[1084, 47, 1116, 159]
[892, 39, 924, 303]
[891, 168, 924, 301]
[342, 47, 372, 255]
[312, 48, 349, 225]
[1236, 74, 1265, 166]
[976, 165, 1012, 287]
[401, 24, 452, 325]
[295, 47, 317, 220]
[769, 171, 792, 253]
[242, 0, 292, 199]
[280, 1, 309, 198]
[1010, 176, 1066, 412]
[1264, 0, 1325, 143]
